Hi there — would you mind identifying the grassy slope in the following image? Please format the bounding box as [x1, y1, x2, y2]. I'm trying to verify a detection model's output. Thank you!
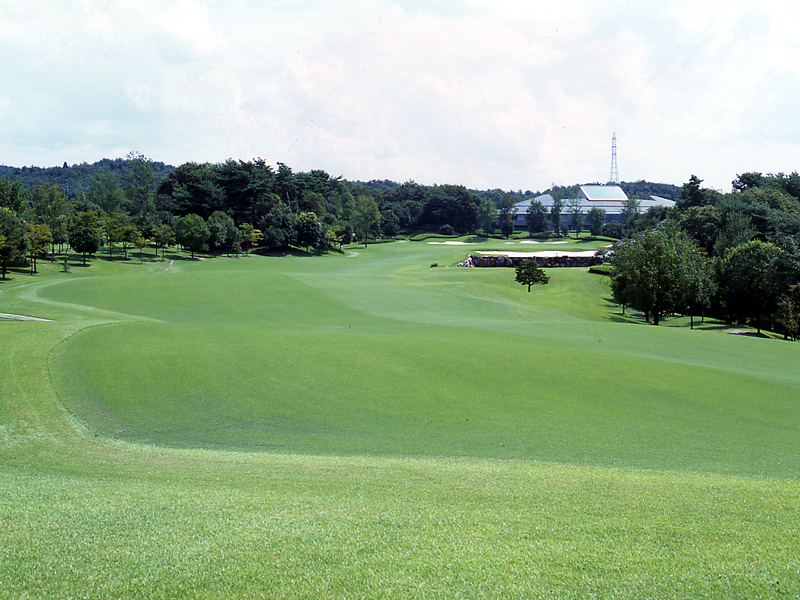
[1, 242, 799, 599]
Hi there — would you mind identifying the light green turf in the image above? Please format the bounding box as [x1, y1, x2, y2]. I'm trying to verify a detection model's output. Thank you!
[1, 242, 799, 599]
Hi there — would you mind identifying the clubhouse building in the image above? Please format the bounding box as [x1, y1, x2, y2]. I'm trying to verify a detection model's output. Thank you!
[511, 185, 675, 230]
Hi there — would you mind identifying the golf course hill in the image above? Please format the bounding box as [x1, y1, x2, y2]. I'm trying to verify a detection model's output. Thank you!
[1, 237, 798, 599]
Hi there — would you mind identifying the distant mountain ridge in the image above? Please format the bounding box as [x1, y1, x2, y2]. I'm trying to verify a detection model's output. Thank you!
[0, 158, 174, 199]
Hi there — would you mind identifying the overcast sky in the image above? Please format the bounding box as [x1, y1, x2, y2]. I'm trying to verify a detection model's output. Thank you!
[1, 1, 798, 192]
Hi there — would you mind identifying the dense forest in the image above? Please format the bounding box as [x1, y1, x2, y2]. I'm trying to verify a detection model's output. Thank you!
[2, 153, 800, 337]
[0, 154, 681, 257]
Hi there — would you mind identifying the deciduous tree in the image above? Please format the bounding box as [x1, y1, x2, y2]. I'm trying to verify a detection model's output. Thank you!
[610, 230, 682, 326]
[567, 197, 583, 239]
[153, 223, 175, 259]
[294, 211, 328, 254]
[674, 237, 716, 329]
[550, 196, 563, 235]
[176, 213, 210, 259]
[526, 200, 548, 235]
[716, 240, 786, 333]
[0, 207, 30, 278]
[25, 221, 53, 274]
[498, 193, 517, 239]
[68, 210, 104, 265]
[207, 211, 239, 256]
[352, 195, 380, 247]
[586, 207, 606, 237]
[238, 223, 262, 254]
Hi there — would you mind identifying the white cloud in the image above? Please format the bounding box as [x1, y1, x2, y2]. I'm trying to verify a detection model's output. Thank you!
[1, 0, 799, 191]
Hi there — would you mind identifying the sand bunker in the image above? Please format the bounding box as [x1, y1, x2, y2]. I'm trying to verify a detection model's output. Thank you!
[514, 240, 568, 245]
[476, 250, 599, 258]
[0, 313, 52, 321]
[427, 241, 474, 245]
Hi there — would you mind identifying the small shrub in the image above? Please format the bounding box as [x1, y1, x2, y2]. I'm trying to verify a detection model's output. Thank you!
[589, 264, 613, 276]
[430, 262, 439, 268]
[438, 224, 455, 236]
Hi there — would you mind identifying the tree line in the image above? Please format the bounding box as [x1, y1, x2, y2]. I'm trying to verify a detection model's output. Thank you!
[7, 153, 679, 271]
[608, 172, 800, 338]
[0, 154, 523, 274]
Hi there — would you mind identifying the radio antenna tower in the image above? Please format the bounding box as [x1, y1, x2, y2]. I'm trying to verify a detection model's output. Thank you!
[609, 132, 619, 185]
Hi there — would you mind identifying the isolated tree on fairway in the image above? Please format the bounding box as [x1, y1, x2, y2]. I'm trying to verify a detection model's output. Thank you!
[515, 259, 550, 292]
[176, 213, 210, 259]
[0, 207, 30, 279]
[68, 210, 104, 266]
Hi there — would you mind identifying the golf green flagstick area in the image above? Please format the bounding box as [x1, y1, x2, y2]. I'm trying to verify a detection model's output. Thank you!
[1, 239, 799, 598]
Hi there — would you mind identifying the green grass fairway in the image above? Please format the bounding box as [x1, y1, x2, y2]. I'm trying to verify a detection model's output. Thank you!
[2, 240, 799, 598]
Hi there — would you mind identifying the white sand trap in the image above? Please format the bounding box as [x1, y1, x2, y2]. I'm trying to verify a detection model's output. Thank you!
[476, 250, 599, 258]
[0, 313, 52, 321]
[427, 241, 474, 245]
[519, 240, 540, 244]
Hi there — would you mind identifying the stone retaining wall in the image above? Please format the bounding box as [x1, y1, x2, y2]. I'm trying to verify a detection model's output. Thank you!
[459, 254, 605, 268]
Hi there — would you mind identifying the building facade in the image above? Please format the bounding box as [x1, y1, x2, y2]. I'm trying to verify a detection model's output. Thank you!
[511, 185, 675, 229]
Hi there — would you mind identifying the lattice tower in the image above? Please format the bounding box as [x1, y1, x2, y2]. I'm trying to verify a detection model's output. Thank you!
[609, 132, 619, 184]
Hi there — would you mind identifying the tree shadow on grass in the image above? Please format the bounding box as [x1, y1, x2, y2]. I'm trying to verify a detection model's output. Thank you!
[97, 255, 133, 263]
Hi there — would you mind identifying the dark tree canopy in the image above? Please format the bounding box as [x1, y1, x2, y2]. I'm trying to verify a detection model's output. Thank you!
[0, 207, 30, 278]
[716, 240, 787, 333]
